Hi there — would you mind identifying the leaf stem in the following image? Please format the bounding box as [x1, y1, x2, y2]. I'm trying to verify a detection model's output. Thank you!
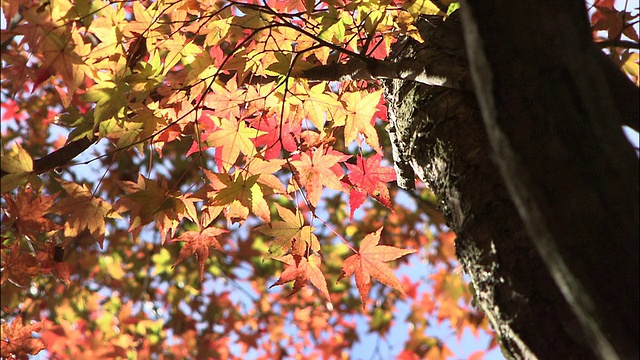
[314, 216, 356, 253]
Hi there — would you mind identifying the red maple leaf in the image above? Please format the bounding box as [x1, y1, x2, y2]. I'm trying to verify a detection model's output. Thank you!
[0, 315, 45, 358]
[1, 99, 27, 122]
[270, 253, 330, 302]
[338, 227, 416, 308]
[344, 154, 396, 219]
[172, 227, 228, 281]
[251, 114, 300, 158]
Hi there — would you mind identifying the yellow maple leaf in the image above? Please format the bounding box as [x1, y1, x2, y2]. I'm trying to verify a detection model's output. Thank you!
[303, 83, 346, 129]
[257, 203, 320, 257]
[342, 90, 383, 150]
[206, 171, 271, 224]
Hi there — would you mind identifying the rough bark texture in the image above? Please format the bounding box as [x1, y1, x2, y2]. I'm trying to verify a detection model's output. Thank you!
[460, 1, 639, 359]
[385, 11, 637, 360]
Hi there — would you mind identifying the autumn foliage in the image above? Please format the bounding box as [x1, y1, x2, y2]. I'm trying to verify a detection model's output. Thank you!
[1, 0, 636, 358]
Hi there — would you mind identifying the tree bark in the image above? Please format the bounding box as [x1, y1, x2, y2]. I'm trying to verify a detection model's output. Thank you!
[385, 8, 638, 360]
[460, 1, 638, 358]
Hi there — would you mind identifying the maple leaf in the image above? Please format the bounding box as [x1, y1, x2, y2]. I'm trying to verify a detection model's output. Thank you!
[290, 146, 350, 207]
[87, 13, 124, 61]
[115, 175, 195, 244]
[0, 315, 45, 358]
[185, 114, 217, 157]
[83, 80, 129, 123]
[172, 227, 228, 281]
[245, 157, 287, 195]
[39, 28, 92, 106]
[341, 90, 383, 150]
[303, 83, 346, 129]
[403, 0, 444, 18]
[205, 170, 271, 224]
[52, 181, 119, 248]
[205, 116, 266, 171]
[344, 154, 396, 219]
[204, 78, 246, 119]
[270, 253, 330, 301]
[0, 143, 34, 191]
[125, 33, 147, 70]
[256, 203, 320, 257]
[251, 114, 300, 159]
[44, 318, 87, 350]
[39, 246, 71, 285]
[1, 99, 27, 122]
[3, 187, 60, 235]
[0, 243, 42, 287]
[339, 227, 416, 308]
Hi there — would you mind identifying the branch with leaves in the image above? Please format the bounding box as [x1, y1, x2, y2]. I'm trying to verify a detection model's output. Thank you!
[1, 0, 636, 358]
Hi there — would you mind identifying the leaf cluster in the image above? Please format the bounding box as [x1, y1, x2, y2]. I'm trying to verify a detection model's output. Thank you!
[7, 0, 634, 358]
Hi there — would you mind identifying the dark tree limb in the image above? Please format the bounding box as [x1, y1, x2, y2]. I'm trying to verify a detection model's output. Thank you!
[299, 22, 638, 133]
[595, 48, 640, 131]
[301, 57, 473, 91]
[1, 137, 95, 178]
[596, 39, 640, 50]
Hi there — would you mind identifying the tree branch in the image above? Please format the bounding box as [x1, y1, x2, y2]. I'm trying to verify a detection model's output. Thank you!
[301, 57, 473, 91]
[596, 39, 640, 50]
[1, 137, 95, 178]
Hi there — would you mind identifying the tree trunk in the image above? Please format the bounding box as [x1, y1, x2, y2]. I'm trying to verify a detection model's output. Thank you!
[385, 7, 638, 359]
[460, 1, 639, 358]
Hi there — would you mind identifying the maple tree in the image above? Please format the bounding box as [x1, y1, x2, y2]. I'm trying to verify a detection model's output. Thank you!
[1, 0, 637, 359]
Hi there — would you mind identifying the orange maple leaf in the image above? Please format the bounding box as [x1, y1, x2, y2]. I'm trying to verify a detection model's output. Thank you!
[0, 315, 45, 358]
[270, 253, 330, 302]
[205, 77, 246, 119]
[344, 154, 396, 219]
[52, 181, 119, 248]
[172, 227, 228, 281]
[115, 176, 196, 244]
[0, 243, 41, 287]
[290, 146, 350, 207]
[206, 116, 266, 171]
[3, 187, 60, 236]
[39, 29, 92, 106]
[339, 227, 416, 308]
